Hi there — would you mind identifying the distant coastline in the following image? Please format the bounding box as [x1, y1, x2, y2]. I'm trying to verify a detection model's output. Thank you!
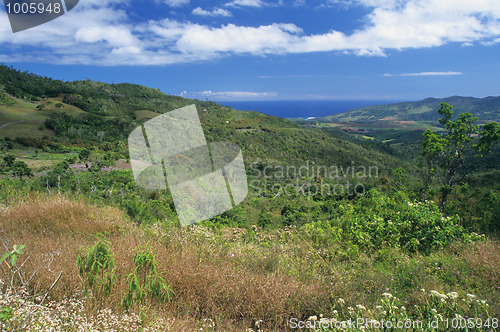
[220, 100, 405, 119]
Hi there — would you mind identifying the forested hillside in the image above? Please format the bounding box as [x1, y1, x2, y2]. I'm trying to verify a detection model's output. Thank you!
[0, 65, 499, 331]
[319, 95, 500, 124]
[0, 64, 407, 171]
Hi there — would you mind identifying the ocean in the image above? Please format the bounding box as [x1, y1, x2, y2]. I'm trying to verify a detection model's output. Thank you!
[219, 100, 402, 119]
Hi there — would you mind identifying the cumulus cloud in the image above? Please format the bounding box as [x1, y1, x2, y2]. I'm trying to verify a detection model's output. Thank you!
[162, 0, 190, 7]
[176, 23, 302, 55]
[1, 0, 500, 65]
[192, 7, 232, 17]
[225, 0, 264, 8]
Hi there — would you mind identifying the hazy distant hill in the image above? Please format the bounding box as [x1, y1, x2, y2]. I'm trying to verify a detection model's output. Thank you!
[318, 96, 500, 124]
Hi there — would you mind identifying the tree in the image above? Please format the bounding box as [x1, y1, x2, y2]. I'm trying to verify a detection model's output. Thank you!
[2, 155, 15, 168]
[421, 102, 500, 212]
[11, 161, 33, 179]
[79, 149, 91, 167]
[420, 130, 445, 200]
[46, 160, 72, 188]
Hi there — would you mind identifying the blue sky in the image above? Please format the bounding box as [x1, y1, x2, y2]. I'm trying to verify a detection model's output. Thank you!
[1, 0, 500, 101]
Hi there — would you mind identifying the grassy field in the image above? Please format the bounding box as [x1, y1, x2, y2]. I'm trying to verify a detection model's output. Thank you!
[0, 190, 498, 331]
[0, 96, 86, 138]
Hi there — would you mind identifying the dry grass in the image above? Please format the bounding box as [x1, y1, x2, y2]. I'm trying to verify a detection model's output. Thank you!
[0, 194, 126, 236]
[1, 193, 498, 331]
[0, 194, 331, 331]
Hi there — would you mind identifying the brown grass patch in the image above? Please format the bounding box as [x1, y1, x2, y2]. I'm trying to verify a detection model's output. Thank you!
[0, 194, 332, 330]
[0, 194, 126, 236]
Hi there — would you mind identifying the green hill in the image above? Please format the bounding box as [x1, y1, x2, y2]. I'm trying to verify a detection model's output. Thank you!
[319, 95, 500, 124]
[0, 64, 406, 173]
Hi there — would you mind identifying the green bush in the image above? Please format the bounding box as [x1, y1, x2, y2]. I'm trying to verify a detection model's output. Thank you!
[302, 189, 482, 255]
[122, 245, 174, 316]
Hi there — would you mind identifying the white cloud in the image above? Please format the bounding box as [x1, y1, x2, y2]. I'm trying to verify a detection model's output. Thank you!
[176, 23, 302, 55]
[75, 26, 138, 48]
[181, 90, 278, 100]
[383, 71, 464, 77]
[192, 7, 232, 17]
[162, 0, 190, 7]
[2, 0, 500, 65]
[225, 0, 264, 7]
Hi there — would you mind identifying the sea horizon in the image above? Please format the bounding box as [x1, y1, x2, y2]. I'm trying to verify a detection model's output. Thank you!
[218, 99, 408, 119]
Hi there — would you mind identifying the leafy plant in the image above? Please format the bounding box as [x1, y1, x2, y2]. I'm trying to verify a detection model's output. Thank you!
[0, 235, 62, 304]
[76, 237, 117, 302]
[0, 306, 13, 322]
[122, 244, 174, 314]
[0, 244, 25, 266]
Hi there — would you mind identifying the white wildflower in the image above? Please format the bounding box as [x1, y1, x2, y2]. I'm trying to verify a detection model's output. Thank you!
[446, 292, 458, 300]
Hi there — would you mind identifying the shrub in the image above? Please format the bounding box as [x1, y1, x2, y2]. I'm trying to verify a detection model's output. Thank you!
[76, 237, 117, 303]
[122, 244, 174, 315]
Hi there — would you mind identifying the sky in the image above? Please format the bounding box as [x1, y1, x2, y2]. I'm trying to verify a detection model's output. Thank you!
[0, 0, 500, 102]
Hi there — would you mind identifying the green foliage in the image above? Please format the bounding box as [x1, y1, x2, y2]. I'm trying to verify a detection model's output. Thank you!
[0, 306, 13, 322]
[45, 112, 128, 143]
[421, 102, 500, 211]
[0, 244, 25, 266]
[2, 154, 15, 168]
[299, 189, 481, 256]
[78, 148, 90, 164]
[45, 160, 72, 188]
[475, 121, 500, 157]
[445, 183, 500, 234]
[10, 160, 33, 179]
[0, 90, 15, 106]
[122, 245, 174, 313]
[76, 237, 117, 301]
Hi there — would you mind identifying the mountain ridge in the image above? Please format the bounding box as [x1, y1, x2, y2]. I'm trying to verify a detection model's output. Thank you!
[318, 95, 500, 124]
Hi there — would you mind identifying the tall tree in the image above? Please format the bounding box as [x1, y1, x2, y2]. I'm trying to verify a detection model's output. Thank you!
[421, 102, 500, 212]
